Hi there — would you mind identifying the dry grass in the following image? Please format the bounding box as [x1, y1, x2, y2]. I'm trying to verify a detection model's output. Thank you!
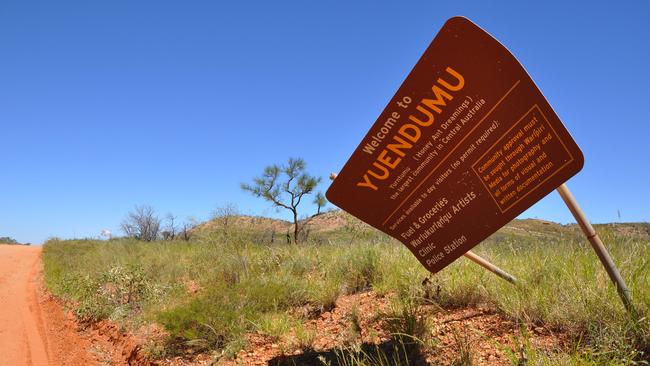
[42, 217, 650, 364]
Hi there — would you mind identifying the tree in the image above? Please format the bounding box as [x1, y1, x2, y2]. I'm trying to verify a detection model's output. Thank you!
[179, 222, 191, 241]
[241, 157, 321, 244]
[121, 205, 161, 242]
[179, 217, 198, 241]
[313, 191, 327, 215]
[162, 213, 177, 240]
[0, 236, 18, 244]
[211, 203, 239, 232]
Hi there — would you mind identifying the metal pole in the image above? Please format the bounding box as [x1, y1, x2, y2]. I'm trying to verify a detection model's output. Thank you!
[556, 183, 636, 316]
[329, 172, 518, 285]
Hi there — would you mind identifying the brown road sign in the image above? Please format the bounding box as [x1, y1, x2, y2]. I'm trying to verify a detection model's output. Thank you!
[326, 17, 584, 274]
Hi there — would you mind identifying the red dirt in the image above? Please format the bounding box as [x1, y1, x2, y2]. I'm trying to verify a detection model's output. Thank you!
[0, 244, 96, 365]
[0, 245, 50, 365]
[0, 244, 153, 366]
[208, 292, 568, 366]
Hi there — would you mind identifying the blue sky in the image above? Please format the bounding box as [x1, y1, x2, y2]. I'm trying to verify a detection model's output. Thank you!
[1, 1, 649, 244]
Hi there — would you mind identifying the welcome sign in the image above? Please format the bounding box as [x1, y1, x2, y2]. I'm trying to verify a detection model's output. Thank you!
[327, 17, 584, 273]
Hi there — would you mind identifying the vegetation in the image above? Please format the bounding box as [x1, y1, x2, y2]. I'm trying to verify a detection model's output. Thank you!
[120, 205, 161, 242]
[42, 217, 650, 365]
[0, 236, 19, 244]
[120, 205, 195, 242]
[241, 157, 321, 244]
[314, 192, 328, 215]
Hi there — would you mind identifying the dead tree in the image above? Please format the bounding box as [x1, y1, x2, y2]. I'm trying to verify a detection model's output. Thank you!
[163, 213, 177, 240]
[120, 205, 161, 242]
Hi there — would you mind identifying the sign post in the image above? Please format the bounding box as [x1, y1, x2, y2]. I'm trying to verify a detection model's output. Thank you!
[325, 16, 634, 314]
[327, 16, 584, 274]
[556, 184, 636, 316]
[329, 172, 518, 284]
[463, 250, 517, 284]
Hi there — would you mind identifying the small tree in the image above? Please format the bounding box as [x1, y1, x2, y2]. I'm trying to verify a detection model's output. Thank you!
[179, 221, 191, 241]
[241, 157, 321, 244]
[121, 205, 161, 242]
[313, 191, 327, 215]
[179, 217, 198, 241]
[212, 203, 239, 232]
[162, 213, 177, 240]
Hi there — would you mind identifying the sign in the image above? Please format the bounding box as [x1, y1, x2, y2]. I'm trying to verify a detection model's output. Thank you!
[326, 17, 584, 273]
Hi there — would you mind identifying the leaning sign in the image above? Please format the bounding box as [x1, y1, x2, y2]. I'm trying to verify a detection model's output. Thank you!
[327, 17, 584, 274]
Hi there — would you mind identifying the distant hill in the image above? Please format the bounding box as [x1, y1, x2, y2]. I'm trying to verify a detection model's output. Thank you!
[304, 210, 371, 232]
[192, 210, 372, 235]
[192, 210, 650, 242]
[193, 215, 292, 233]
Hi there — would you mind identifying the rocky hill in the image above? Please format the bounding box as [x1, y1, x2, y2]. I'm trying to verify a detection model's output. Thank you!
[192, 210, 650, 241]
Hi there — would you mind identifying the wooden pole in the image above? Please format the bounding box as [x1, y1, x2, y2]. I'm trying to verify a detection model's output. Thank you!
[329, 172, 518, 285]
[556, 183, 636, 316]
[464, 250, 518, 284]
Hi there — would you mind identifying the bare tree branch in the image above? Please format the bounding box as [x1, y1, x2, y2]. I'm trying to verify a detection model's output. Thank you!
[121, 205, 161, 242]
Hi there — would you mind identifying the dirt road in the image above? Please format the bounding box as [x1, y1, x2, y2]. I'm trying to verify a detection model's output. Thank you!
[0, 245, 95, 366]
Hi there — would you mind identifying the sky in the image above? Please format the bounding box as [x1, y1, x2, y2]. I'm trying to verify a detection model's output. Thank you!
[1, 1, 649, 244]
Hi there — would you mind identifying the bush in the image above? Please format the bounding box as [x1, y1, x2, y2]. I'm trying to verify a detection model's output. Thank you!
[0, 236, 19, 244]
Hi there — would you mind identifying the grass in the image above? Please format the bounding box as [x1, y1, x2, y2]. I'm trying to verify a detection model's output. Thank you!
[42, 219, 650, 364]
